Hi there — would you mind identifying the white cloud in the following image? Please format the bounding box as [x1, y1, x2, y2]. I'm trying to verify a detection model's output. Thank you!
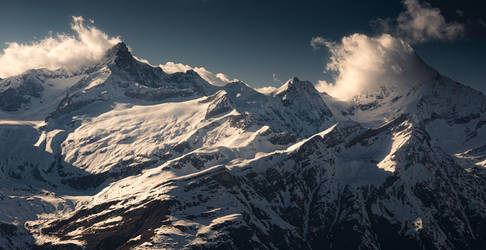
[255, 86, 277, 95]
[159, 61, 193, 74]
[310, 36, 328, 49]
[378, 0, 465, 43]
[132, 55, 152, 65]
[315, 33, 435, 100]
[198, 69, 238, 87]
[159, 61, 238, 87]
[314, 80, 330, 93]
[397, 0, 465, 42]
[253, 73, 281, 95]
[0, 16, 120, 78]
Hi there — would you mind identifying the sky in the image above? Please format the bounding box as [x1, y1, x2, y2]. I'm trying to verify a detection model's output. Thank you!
[0, 0, 485, 93]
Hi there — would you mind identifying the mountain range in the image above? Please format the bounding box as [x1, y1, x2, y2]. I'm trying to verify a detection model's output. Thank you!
[1, 42, 486, 250]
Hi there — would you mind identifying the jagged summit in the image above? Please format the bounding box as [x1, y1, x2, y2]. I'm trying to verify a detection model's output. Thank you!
[105, 42, 130, 57]
[275, 77, 330, 109]
[98, 42, 169, 87]
[101, 42, 134, 66]
[111, 41, 130, 55]
[275, 77, 315, 96]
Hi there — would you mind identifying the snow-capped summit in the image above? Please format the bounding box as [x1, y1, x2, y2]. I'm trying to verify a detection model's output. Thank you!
[103, 42, 132, 64]
[275, 77, 334, 125]
[99, 42, 170, 88]
[276, 77, 325, 105]
[275, 77, 313, 95]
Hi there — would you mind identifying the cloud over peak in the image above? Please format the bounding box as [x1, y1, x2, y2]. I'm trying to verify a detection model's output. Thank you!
[314, 33, 435, 100]
[0, 16, 120, 78]
[312, 0, 461, 100]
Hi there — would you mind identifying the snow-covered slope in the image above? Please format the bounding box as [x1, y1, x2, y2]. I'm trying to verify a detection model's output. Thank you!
[1, 42, 486, 250]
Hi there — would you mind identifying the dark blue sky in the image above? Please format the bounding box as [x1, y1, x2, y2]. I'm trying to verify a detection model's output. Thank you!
[0, 0, 485, 92]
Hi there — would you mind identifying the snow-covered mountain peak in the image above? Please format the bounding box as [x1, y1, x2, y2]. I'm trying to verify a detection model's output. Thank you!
[104, 42, 131, 60]
[275, 77, 315, 96]
[96, 42, 138, 70]
[274, 77, 331, 112]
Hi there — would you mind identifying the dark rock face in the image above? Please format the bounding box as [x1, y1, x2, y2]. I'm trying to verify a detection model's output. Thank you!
[229, 114, 255, 130]
[0, 74, 44, 111]
[268, 131, 297, 145]
[47, 93, 99, 119]
[0, 222, 17, 237]
[0, 222, 35, 249]
[40, 199, 174, 250]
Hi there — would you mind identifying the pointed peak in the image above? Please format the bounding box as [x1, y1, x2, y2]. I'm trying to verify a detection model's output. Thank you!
[113, 41, 129, 51]
[103, 42, 133, 63]
[288, 76, 301, 83]
[275, 77, 315, 96]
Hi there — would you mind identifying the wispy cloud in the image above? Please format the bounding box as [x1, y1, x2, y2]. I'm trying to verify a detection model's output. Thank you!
[159, 61, 238, 87]
[397, 0, 464, 42]
[376, 0, 465, 43]
[310, 36, 329, 49]
[0, 16, 120, 78]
